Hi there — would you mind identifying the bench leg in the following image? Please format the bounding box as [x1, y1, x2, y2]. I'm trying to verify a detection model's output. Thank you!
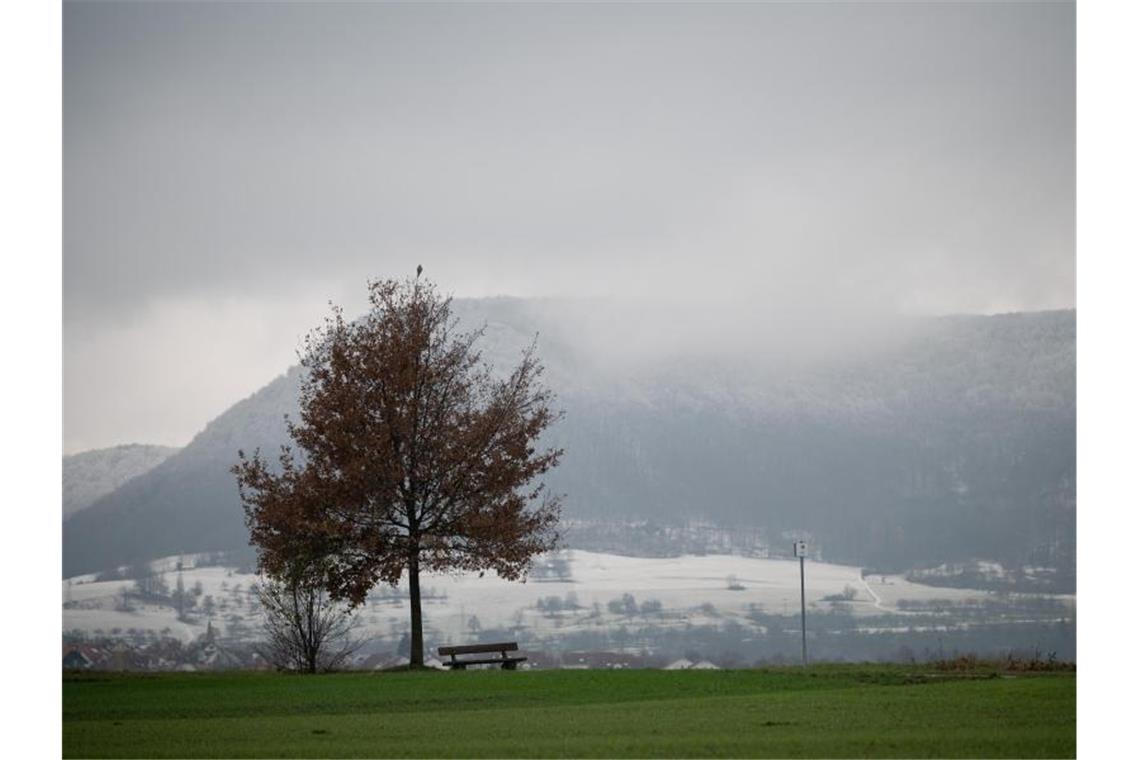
[502, 661, 517, 671]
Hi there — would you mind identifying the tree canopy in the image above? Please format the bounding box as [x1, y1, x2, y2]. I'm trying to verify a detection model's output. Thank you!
[234, 276, 563, 666]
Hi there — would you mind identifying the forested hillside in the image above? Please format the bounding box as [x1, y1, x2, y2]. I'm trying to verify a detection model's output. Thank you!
[63, 303, 1074, 586]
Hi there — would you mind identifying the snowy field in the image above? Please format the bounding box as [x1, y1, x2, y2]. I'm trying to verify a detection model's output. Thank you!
[63, 550, 1072, 646]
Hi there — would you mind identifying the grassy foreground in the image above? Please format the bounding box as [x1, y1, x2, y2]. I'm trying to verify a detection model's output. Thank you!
[63, 665, 1074, 758]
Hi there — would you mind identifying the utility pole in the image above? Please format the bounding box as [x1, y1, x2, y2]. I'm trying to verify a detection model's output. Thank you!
[794, 540, 807, 666]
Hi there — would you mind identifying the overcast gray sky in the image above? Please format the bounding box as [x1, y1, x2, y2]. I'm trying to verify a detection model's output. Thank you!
[64, 1, 1074, 454]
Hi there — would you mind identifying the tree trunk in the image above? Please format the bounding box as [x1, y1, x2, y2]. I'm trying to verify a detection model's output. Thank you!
[408, 550, 424, 668]
[306, 588, 318, 673]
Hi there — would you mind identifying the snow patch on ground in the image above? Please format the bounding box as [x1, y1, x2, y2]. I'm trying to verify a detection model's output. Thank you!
[63, 549, 1065, 645]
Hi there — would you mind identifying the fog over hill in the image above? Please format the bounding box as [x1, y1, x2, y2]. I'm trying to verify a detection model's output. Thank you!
[63, 444, 180, 519]
[62, 301, 1074, 586]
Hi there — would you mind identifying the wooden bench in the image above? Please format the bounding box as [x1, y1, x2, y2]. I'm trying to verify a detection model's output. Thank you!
[438, 641, 526, 670]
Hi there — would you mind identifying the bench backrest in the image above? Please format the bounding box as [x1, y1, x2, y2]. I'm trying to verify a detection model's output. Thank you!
[438, 641, 519, 656]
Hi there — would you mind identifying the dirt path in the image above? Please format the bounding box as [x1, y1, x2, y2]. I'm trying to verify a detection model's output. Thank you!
[859, 574, 892, 612]
[860, 574, 932, 617]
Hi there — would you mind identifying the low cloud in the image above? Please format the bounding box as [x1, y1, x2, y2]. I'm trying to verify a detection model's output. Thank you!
[63, 1, 1074, 451]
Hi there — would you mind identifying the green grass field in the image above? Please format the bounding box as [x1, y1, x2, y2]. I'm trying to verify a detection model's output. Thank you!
[63, 665, 1075, 758]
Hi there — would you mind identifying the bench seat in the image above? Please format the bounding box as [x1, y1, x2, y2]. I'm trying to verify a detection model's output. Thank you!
[445, 656, 527, 670]
[438, 641, 526, 670]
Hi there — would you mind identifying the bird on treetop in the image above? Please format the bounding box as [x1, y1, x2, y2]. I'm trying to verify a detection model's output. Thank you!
[416, 265, 423, 278]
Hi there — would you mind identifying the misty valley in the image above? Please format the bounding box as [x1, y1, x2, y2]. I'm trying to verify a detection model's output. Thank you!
[60, 302, 1074, 670]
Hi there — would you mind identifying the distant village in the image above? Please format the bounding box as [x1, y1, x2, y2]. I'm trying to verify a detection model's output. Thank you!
[62, 626, 725, 673]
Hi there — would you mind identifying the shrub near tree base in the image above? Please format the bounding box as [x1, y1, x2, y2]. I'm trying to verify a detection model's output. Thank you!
[255, 571, 361, 673]
[234, 275, 564, 667]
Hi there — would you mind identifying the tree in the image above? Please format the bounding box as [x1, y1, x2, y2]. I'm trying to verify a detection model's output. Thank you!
[608, 593, 638, 616]
[173, 571, 189, 621]
[130, 562, 169, 601]
[234, 276, 563, 667]
[255, 566, 361, 673]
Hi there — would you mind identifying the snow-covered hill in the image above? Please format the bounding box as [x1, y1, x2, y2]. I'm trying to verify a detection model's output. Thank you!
[63, 444, 179, 519]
